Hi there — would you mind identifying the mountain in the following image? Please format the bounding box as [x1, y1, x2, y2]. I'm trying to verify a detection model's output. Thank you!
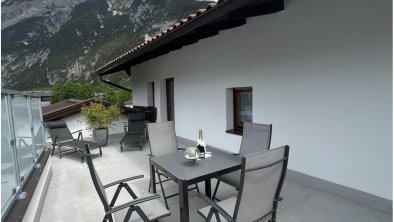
[1, 0, 211, 90]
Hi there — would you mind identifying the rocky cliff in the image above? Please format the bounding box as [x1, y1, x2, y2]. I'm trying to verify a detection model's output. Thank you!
[1, 0, 211, 90]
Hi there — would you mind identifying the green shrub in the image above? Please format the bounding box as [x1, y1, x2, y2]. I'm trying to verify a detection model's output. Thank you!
[80, 102, 123, 129]
[104, 89, 131, 104]
[94, 85, 131, 104]
[51, 81, 94, 103]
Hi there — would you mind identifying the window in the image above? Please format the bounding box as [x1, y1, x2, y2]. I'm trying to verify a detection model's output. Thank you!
[226, 87, 253, 135]
[234, 87, 253, 130]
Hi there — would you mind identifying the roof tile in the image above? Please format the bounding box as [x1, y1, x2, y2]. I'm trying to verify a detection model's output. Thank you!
[97, 1, 222, 73]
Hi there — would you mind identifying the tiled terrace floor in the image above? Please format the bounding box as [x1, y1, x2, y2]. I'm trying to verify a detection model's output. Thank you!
[39, 134, 392, 222]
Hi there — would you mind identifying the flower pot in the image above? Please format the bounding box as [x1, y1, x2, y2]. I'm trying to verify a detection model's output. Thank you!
[93, 128, 109, 146]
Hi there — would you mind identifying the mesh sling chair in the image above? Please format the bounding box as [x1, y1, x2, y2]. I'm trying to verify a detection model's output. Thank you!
[120, 112, 146, 152]
[45, 120, 102, 162]
[212, 122, 272, 200]
[197, 145, 289, 222]
[84, 144, 170, 222]
[147, 121, 199, 209]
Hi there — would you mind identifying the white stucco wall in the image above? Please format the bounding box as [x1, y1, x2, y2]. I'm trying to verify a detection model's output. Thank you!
[130, 0, 392, 199]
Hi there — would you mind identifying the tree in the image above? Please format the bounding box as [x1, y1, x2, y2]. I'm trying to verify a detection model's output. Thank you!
[104, 88, 131, 104]
[50, 81, 94, 103]
[94, 85, 131, 104]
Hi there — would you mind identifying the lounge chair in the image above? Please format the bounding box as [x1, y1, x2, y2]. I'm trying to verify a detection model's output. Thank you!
[197, 145, 289, 222]
[120, 112, 146, 152]
[212, 122, 272, 200]
[84, 144, 170, 222]
[45, 120, 102, 162]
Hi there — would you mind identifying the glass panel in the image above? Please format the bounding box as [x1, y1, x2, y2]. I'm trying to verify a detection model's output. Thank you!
[31, 98, 44, 156]
[1, 95, 17, 212]
[11, 96, 34, 182]
[239, 91, 253, 123]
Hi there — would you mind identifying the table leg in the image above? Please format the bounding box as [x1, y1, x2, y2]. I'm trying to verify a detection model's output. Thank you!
[179, 181, 189, 222]
[205, 179, 212, 198]
[150, 163, 156, 194]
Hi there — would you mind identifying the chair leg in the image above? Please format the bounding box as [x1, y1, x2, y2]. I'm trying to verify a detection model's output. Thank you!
[135, 206, 150, 222]
[99, 147, 103, 156]
[123, 207, 134, 222]
[156, 169, 169, 210]
[207, 208, 222, 222]
[51, 144, 56, 156]
[58, 145, 62, 159]
[103, 214, 113, 222]
[195, 183, 200, 194]
[120, 142, 123, 153]
[124, 183, 138, 199]
[79, 150, 84, 163]
[269, 200, 279, 222]
[212, 180, 220, 200]
[214, 211, 221, 222]
[109, 185, 123, 207]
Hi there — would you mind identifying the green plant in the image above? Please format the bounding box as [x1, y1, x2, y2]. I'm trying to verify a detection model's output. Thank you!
[80, 102, 123, 129]
[94, 85, 131, 104]
[51, 81, 94, 103]
[104, 89, 131, 104]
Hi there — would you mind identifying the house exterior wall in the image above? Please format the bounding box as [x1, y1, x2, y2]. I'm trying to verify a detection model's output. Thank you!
[130, 0, 392, 199]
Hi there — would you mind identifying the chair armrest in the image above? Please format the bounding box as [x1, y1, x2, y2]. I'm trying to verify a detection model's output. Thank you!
[106, 194, 160, 215]
[198, 193, 233, 222]
[104, 175, 144, 189]
[71, 129, 82, 134]
[17, 136, 32, 139]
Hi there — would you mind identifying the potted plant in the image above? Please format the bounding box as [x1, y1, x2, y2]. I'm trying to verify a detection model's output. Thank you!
[81, 102, 122, 146]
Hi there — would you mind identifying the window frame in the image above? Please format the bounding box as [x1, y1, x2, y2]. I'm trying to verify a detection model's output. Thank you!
[233, 87, 253, 131]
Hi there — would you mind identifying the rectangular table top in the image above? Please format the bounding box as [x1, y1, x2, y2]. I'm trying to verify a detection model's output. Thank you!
[150, 147, 242, 184]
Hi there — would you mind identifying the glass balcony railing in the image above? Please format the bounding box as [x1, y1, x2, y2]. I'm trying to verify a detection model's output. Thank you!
[1, 89, 45, 217]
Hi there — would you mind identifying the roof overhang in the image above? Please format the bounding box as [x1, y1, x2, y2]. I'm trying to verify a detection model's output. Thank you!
[96, 0, 284, 76]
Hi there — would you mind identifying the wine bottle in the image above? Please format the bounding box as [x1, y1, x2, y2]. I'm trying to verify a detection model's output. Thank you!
[197, 129, 206, 158]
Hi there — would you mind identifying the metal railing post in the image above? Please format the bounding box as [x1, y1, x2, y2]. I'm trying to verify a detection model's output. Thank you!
[4, 94, 23, 198]
[39, 99, 46, 150]
[27, 96, 37, 162]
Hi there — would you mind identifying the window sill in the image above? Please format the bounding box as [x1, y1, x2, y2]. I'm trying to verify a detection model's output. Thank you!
[226, 129, 243, 136]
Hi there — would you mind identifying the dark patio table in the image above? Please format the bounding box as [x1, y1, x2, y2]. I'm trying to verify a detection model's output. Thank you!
[149, 147, 242, 222]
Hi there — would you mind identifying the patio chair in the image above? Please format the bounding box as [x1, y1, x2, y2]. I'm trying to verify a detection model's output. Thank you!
[120, 112, 146, 152]
[212, 122, 272, 200]
[84, 144, 170, 222]
[197, 145, 289, 222]
[45, 120, 102, 162]
[147, 121, 199, 209]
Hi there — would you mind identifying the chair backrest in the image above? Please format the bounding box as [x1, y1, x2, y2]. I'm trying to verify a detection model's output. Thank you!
[147, 121, 178, 157]
[234, 145, 289, 222]
[128, 112, 145, 133]
[45, 120, 74, 142]
[239, 122, 272, 156]
[84, 145, 110, 211]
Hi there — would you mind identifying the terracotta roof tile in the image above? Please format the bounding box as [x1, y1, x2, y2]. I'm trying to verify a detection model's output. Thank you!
[96, 1, 221, 73]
